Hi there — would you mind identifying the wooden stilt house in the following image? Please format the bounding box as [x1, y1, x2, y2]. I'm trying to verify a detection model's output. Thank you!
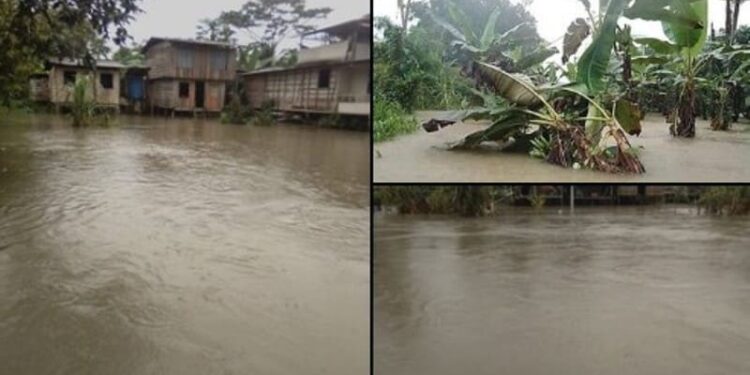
[243, 15, 371, 118]
[142, 38, 237, 115]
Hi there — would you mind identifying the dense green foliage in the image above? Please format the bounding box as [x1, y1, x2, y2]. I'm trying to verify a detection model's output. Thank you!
[699, 187, 750, 215]
[374, 17, 471, 112]
[374, 0, 543, 112]
[111, 42, 145, 66]
[373, 0, 545, 143]
[373, 93, 417, 142]
[374, 186, 500, 216]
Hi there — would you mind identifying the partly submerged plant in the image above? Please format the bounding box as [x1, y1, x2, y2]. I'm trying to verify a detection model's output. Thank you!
[625, 0, 709, 137]
[431, 62, 645, 174]
[250, 100, 276, 126]
[699, 186, 750, 215]
[70, 75, 95, 127]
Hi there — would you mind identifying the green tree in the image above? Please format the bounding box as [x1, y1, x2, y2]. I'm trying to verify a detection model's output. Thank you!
[219, 0, 331, 57]
[196, 17, 236, 43]
[112, 42, 145, 66]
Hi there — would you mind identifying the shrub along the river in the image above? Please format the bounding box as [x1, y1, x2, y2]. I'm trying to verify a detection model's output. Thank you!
[70, 76, 95, 127]
[375, 186, 498, 216]
[373, 97, 417, 142]
[699, 187, 750, 215]
[249, 100, 275, 126]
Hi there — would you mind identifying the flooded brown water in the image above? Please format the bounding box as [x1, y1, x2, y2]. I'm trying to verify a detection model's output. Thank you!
[0, 113, 369, 374]
[375, 207, 750, 375]
[374, 113, 750, 182]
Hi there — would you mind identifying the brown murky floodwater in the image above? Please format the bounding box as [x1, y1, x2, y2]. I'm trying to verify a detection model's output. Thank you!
[375, 207, 750, 375]
[0, 114, 369, 374]
[374, 113, 750, 182]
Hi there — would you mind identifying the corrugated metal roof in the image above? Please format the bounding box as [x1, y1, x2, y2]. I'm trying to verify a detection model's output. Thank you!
[47, 58, 126, 69]
[304, 15, 370, 37]
[142, 37, 234, 52]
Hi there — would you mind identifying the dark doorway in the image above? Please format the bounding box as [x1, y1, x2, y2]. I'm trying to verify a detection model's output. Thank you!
[195, 81, 205, 108]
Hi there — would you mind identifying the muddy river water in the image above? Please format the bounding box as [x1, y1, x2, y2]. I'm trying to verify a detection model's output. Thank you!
[0, 114, 369, 374]
[374, 113, 750, 182]
[375, 207, 750, 375]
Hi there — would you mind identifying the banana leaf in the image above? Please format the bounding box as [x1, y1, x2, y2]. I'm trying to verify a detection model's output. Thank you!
[577, 0, 628, 94]
[662, 0, 707, 56]
[479, 7, 503, 50]
[614, 99, 643, 136]
[634, 37, 679, 54]
[428, 10, 467, 43]
[578, 0, 591, 12]
[563, 18, 591, 63]
[632, 56, 670, 65]
[515, 46, 559, 71]
[447, 1, 478, 45]
[448, 110, 531, 150]
[730, 60, 750, 81]
[474, 61, 543, 107]
[625, 0, 704, 29]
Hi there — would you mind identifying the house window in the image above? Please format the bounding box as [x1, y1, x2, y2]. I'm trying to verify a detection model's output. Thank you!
[178, 49, 193, 68]
[64, 71, 76, 85]
[210, 50, 228, 71]
[317, 69, 331, 89]
[179, 82, 190, 98]
[100, 73, 113, 89]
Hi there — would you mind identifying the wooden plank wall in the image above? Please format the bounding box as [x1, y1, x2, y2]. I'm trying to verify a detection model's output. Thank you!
[244, 66, 339, 113]
[145, 41, 236, 81]
[145, 42, 173, 78]
[336, 62, 369, 103]
[48, 67, 120, 106]
[148, 80, 176, 109]
[148, 79, 226, 112]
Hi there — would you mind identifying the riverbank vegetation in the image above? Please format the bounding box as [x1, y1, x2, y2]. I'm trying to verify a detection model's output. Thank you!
[375, 185, 750, 216]
[699, 186, 750, 215]
[375, 0, 750, 173]
[374, 96, 418, 142]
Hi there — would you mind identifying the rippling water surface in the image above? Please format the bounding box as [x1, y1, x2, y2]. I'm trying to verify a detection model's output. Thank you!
[0, 114, 369, 374]
[375, 207, 750, 375]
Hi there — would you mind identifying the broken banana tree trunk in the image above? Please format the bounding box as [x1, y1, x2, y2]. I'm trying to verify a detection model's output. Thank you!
[423, 62, 646, 174]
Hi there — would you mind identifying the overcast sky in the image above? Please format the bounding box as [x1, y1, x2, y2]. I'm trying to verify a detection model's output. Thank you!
[375, 0, 750, 55]
[120, 0, 369, 51]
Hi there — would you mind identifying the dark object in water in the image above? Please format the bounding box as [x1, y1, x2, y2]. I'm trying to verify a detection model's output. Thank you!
[423, 119, 457, 133]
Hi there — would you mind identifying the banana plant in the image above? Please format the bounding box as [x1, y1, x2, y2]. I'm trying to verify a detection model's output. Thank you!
[428, 2, 557, 73]
[635, 37, 750, 130]
[428, 62, 645, 174]
[625, 0, 708, 137]
[566, 0, 644, 145]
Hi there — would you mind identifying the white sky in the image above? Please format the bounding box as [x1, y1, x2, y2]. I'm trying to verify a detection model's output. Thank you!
[116, 0, 369, 51]
[375, 0, 750, 55]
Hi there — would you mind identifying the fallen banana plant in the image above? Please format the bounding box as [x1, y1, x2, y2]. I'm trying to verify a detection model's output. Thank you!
[424, 62, 645, 174]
